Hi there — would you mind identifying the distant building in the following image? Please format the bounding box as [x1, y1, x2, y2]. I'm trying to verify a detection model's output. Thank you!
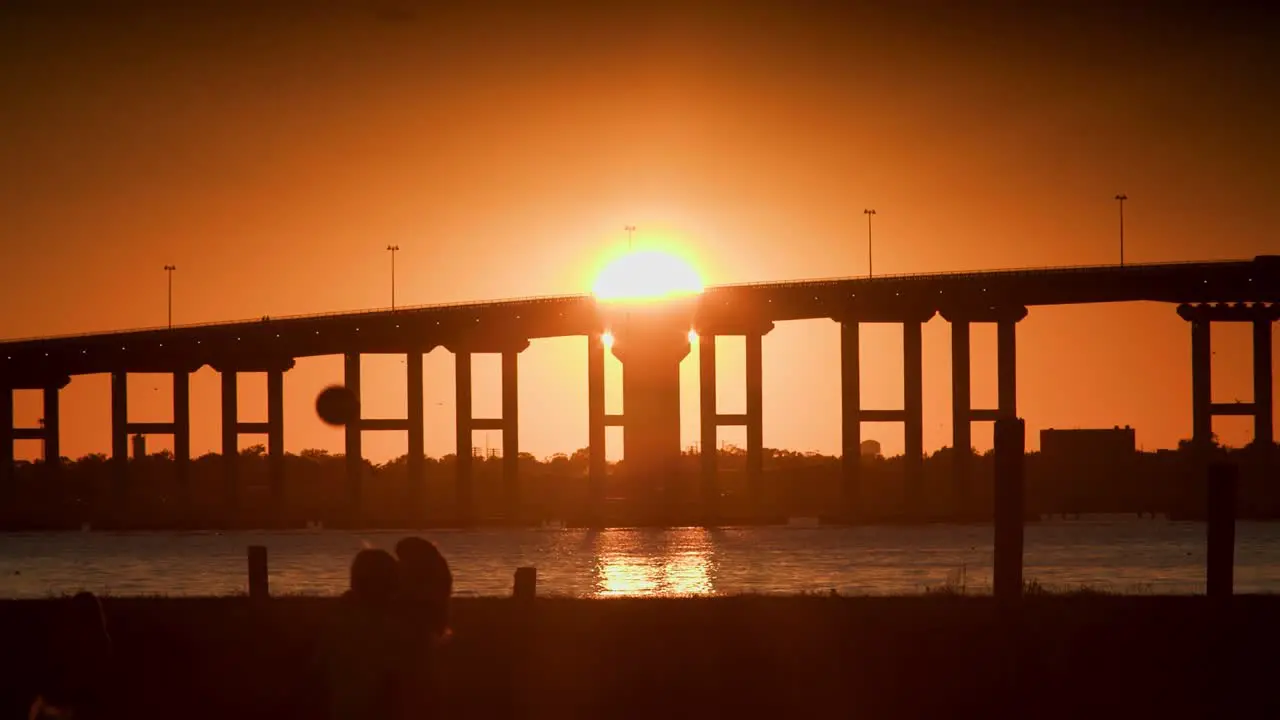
[1038, 426, 1140, 514]
[132, 434, 147, 460]
[860, 439, 882, 458]
[1040, 426, 1136, 462]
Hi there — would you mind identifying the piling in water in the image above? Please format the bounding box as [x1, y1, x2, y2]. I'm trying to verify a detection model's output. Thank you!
[514, 566, 537, 603]
[247, 545, 269, 601]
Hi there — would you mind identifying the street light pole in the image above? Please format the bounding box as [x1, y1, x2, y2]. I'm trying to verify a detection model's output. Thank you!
[1114, 194, 1127, 266]
[624, 225, 636, 253]
[386, 245, 400, 308]
[163, 265, 176, 328]
[863, 209, 876, 278]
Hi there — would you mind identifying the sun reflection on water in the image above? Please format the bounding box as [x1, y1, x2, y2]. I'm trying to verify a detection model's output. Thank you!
[592, 528, 716, 597]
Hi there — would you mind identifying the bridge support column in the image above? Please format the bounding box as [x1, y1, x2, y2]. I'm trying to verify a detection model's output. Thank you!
[699, 334, 718, 518]
[267, 368, 285, 516]
[335, 351, 427, 527]
[1, 388, 13, 503]
[837, 308, 936, 520]
[343, 353, 363, 525]
[111, 371, 129, 518]
[213, 358, 294, 526]
[901, 319, 921, 509]
[694, 322, 773, 522]
[611, 322, 690, 518]
[903, 321, 925, 511]
[453, 351, 473, 523]
[587, 335, 606, 521]
[745, 329, 765, 506]
[173, 371, 191, 513]
[450, 341, 527, 525]
[1190, 316, 1214, 448]
[1178, 303, 1280, 454]
[42, 386, 60, 469]
[1255, 319, 1274, 447]
[997, 318, 1018, 417]
[501, 349, 520, 519]
[840, 321, 861, 516]
[950, 321, 972, 503]
[220, 370, 239, 517]
[406, 350, 426, 524]
[942, 306, 1027, 517]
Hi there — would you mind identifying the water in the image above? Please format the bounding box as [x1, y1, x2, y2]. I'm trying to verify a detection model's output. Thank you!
[3, 519, 1280, 598]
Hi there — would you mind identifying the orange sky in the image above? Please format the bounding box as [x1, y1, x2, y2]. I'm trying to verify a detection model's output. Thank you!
[1, 1, 1277, 463]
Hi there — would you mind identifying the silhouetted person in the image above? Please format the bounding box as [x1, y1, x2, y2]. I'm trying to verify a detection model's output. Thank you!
[394, 537, 454, 719]
[318, 549, 409, 720]
[395, 536, 453, 637]
[29, 592, 114, 720]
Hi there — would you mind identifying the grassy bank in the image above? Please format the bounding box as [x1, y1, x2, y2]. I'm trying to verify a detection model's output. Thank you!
[2, 595, 1277, 718]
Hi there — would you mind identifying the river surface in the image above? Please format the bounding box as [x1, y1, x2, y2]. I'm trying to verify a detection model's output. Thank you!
[3, 519, 1279, 598]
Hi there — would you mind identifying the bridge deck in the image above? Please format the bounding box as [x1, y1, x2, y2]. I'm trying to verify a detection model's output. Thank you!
[1, 258, 1276, 381]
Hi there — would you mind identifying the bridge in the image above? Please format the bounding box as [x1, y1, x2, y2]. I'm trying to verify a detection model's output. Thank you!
[2, 257, 1278, 526]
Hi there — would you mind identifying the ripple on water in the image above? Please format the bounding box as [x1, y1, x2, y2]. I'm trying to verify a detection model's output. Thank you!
[1, 522, 1279, 598]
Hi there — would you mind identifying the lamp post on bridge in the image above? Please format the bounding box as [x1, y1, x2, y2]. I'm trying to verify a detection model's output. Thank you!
[386, 245, 400, 309]
[163, 265, 177, 328]
[863, 209, 876, 278]
[1114, 193, 1127, 266]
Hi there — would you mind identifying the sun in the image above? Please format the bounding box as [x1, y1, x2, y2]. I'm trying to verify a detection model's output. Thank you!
[591, 249, 705, 302]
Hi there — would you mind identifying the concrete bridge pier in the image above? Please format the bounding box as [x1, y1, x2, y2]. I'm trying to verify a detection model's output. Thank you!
[903, 319, 925, 512]
[941, 306, 1027, 513]
[102, 368, 193, 520]
[1254, 317, 1274, 447]
[840, 321, 860, 516]
[110, 371, 128, 516]
[407, 350, 426, 522]
[173, 371, 191, 509]
[608, 317, 691, 519]
[950, 319, 970, 496]
[0, 377, 69, 510]
[698, 334, 717, 516]
[42, 386, 60, 471]
[342, 353, 362, 524]
[340, 351, 433, 528]
[697, 322, 773, 521]
[746, 329, 765, 504]
[214, 359, 293, 525]
[837, 309, 935, 519]
[451, 340, 528, 526]
[587, 333, 608, 523]
[1177, 303, 1278, 451]
[0, 388, 12, 498]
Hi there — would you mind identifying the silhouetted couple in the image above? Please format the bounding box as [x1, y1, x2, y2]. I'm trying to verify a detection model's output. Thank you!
[318, 537, 453, 720]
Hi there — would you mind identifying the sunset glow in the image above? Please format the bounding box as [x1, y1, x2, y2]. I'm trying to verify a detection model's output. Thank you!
[591, 250, 705, 302]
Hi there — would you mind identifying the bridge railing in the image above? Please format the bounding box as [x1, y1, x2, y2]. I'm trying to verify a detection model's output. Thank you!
[0, 292, 591, 344]
[706, 258, 1250, 291]
[0, 258, 1256, 345]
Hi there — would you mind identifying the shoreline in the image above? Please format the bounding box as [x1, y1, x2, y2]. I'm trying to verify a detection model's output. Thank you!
[2, 595, 1275, 718]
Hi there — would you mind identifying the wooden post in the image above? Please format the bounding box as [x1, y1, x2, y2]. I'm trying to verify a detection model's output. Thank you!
[513, 566, 537, 603]
[993, 417, 1026, 607]
[247, 545, 269, 601]
[510, 565, 538, 716]
[1206, 462, 1238, 601]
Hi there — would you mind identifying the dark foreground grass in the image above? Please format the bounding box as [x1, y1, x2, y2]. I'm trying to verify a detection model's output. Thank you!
[2, 595, 1278, 719]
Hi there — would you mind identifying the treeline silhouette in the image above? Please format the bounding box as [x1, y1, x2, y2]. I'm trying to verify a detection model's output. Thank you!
[2, 440, 1276, 530]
